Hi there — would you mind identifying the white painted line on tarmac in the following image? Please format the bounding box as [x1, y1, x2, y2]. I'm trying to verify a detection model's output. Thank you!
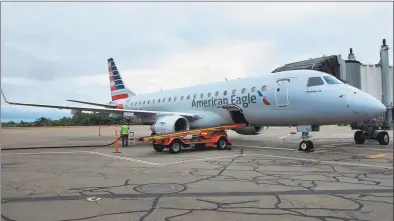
[234, 145, 393, 157]
[278, 134, 292, 140]
[86, 151, 159, 166]
[1, 151, 86, 156]
[252, 153, 393, 170]
[233, 145, 295, 151]
[157, 154, 246, 166]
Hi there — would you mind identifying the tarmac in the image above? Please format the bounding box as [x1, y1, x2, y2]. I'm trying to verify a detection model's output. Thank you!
[1, 125, 393, 221]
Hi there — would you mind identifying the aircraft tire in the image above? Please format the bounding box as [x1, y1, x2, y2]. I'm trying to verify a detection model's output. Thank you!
[354, 131, 366, 144]
[377, 131, 389, 145]
[299, 140, 313, 152]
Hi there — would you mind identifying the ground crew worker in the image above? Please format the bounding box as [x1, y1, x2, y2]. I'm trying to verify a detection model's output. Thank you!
[121, 123, 129, 147]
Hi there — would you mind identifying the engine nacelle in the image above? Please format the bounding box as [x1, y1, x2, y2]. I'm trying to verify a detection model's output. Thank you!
[233, 126, 264, 135]
[151, 115, 190, 134]
[70, 109, 82, 117]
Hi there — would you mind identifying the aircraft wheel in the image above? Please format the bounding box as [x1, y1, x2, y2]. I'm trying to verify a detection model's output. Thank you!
[299, 140, 313, 152]
[169, 140, 183, 154]
[354, 131, 366, 144]
[153, 144, 164, 152]
[377, 131, 390, 145]
[151, 132, 156, 136]
[217, 137, 228, 150]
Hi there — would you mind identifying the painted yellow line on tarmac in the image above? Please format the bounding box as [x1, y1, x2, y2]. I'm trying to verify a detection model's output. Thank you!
[367, 153, 393, 159]
[313, 150, 330, 153]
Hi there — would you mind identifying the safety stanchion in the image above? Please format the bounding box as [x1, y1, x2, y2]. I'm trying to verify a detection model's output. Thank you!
[98, 126, 101, 136]
[113, 129, 120, 153]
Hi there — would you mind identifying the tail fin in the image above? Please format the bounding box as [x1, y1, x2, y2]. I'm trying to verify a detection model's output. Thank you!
[107, 58, 136, 101]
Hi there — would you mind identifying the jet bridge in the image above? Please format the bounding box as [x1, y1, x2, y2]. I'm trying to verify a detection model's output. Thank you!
[271, 55, 341, 79]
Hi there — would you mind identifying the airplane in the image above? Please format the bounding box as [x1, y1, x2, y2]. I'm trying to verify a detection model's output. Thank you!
[2, 57, 389, 152]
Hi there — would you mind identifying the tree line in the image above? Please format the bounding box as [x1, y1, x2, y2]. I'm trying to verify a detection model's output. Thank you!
[1, 113, 141, 127]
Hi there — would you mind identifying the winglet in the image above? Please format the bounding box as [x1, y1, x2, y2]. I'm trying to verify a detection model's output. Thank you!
[1, 90, 11, 104]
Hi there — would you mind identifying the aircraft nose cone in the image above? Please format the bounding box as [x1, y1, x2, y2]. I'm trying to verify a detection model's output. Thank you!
[354, 99, 387, 117]
[371, 100, 387, 116]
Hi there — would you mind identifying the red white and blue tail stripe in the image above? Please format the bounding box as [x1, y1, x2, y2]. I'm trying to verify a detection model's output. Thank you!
[108, 58, 134, 101]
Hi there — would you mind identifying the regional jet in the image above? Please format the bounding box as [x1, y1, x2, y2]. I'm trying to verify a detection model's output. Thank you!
[2, 58, 388, 151]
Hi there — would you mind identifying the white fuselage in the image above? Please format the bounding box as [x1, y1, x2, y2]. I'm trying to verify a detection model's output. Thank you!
[115, 70, 386, 128]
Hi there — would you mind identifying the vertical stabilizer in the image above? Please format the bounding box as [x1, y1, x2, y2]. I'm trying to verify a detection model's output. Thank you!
[107, 58, 135, 101]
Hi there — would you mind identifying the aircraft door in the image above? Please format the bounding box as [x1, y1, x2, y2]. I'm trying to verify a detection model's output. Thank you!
[275, 79, 290, 107]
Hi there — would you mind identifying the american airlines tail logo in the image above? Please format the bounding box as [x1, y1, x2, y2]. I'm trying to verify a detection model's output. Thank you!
[191, 90, 271, 108]
[107, 58, 129, 101]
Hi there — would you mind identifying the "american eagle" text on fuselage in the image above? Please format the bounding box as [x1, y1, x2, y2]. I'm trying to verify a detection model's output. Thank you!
[192, 93, 257, 108]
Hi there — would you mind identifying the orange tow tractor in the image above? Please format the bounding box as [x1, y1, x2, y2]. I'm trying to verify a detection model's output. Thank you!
[138, 123, 246, 154]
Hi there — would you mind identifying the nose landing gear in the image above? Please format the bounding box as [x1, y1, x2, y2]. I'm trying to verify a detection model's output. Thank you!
[298, 132, 315, 152]
[295, 125, 319, 152]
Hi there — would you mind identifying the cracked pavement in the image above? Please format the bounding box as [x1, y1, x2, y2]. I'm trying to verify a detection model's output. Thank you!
[1, 125, 393, 221]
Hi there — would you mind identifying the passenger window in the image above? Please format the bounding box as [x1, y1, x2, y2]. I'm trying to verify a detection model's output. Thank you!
[251, 87, 256, 92]
[200, 93, 204, 98]
[187, 95, 190, 100]
[139, 101, 141, 105]
[307, 77, 325, 87]
[169, 97, 171, 102]
[163, 98, 166, 102]
[241, 88, 246, 93]
[232, 89, 236, 95]
[193, 94, 196, 99]
[208, 92, 211, 97]
[158, 99, 161, 103]
[223, 90, 227, 96]
[323, 76, 343, 84]
[262, 85, 266, 91]
[147, 100, 150, 104]
[215, 91, 219, 96]
[143, 101, 145, 104]
[153, 99, 155, 103]
[174, 97, 177, 101]
[181, 96, 184, 100]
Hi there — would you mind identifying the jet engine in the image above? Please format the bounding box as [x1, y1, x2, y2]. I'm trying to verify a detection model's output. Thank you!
[233, 126, 264, 135]
[150, 115, 190, 134]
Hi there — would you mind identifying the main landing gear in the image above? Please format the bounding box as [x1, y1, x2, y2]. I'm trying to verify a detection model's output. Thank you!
[298, 132, 314, 152]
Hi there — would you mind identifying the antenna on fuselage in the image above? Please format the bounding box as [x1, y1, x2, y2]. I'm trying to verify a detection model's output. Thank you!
[224, 78, 228, 81]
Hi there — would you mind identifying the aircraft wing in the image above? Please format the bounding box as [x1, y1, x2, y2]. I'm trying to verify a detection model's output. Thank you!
[66, 99, 117, 108]
[2, 92, 201, 121]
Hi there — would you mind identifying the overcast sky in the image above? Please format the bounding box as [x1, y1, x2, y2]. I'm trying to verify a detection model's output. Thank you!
[1, 2, 393, 122]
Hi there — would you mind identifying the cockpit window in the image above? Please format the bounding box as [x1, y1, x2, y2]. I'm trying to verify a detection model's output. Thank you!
[323, 76, 343, 84]
[307, 77, 325, 87]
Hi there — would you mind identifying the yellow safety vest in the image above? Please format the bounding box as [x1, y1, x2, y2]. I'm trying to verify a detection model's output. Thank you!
[121, 125, 129, 135]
